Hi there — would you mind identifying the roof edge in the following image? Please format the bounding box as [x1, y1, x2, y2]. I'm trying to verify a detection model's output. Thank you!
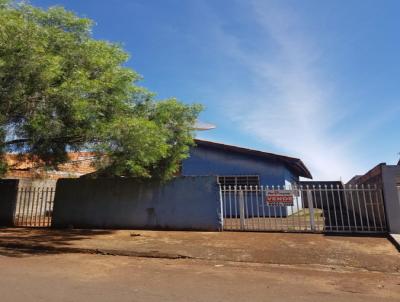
[194, 139, 312, 179]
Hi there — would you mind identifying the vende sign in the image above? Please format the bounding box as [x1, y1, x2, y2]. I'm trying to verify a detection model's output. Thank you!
[266, 190, 294, 206]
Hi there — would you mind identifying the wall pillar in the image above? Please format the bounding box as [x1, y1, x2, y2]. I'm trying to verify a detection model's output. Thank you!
[382, 166, 400, 234]
[0, 179, 19, 227]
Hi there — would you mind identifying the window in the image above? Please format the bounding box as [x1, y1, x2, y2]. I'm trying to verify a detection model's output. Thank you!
[217, 175, 260, 187]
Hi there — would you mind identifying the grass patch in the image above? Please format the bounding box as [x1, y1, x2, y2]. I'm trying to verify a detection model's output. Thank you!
[288, 208, 323, 220]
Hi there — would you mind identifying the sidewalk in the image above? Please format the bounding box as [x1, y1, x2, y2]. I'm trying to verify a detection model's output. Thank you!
[0, 228, 399, 273]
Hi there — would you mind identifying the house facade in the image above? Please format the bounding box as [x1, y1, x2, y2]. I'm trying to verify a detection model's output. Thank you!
[182, 140, 312, 218]
[182, 139, 312, 186]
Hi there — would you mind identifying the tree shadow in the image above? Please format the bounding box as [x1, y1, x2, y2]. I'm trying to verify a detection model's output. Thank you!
[0, 227, 116, 258]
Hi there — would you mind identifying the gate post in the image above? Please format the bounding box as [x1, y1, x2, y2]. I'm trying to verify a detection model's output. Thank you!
[239, 190, 246, 230]
[219, 185, 224, 231]
[307, 189, 316, 231]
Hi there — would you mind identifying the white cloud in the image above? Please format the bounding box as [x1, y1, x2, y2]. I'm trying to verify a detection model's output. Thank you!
[207, 1, 360, 180]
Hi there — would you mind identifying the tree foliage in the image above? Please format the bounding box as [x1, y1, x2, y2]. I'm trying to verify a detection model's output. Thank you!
[0, 1, 202, 180]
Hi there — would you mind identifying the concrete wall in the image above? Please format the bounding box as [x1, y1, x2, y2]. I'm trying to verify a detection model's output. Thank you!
[382, 165, 400, 233]
[0, 179, 19, 226]
[52, 176, 222, 231]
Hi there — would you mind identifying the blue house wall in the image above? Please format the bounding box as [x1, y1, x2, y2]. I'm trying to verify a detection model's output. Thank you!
[182, 145, 300, 218]
[182, 144, 299, 186]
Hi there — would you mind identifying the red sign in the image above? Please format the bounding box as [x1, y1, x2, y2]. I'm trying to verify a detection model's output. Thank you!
[266, 190, 294, 206]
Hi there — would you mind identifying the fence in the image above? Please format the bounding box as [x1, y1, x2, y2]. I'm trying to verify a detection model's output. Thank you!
[13, 187, 56, 227]
[220, 184, 387, 234]
[6, 181, 389, 233]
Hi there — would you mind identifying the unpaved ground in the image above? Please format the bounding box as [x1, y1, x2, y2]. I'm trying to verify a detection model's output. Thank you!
[0, 228, 399, 273]
[0, 253, 399, 302]
[1, 229, 399, 301]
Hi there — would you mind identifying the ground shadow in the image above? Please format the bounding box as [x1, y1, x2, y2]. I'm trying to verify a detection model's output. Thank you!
[0, 227, 116, 258]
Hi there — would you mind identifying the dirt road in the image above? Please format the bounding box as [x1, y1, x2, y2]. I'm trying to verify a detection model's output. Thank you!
[1, 228, 399, 273]
[1, 229, 399, 301]
[0, 253, 399, 302]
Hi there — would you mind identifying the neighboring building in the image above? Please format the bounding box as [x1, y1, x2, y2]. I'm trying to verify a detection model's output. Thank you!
[4, 152, 97, 186]
[348, 162, 400, 234]
[182, 139, 312, 186]
[347, 163, 388, 186]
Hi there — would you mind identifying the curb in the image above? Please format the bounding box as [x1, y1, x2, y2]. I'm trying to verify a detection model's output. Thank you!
[388, 234, 400, 252]
[0, 242, 192, 260]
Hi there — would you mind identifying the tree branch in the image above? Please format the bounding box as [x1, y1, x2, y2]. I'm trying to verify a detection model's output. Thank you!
[5, 136, 86, 146]
[4, 138, 29, 145]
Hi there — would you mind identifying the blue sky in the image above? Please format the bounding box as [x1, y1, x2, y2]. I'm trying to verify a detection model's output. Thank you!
[31, 0, 400, 180]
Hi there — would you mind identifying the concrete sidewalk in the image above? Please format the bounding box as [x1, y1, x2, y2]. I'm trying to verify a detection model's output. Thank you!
[0, 228, 399, 273]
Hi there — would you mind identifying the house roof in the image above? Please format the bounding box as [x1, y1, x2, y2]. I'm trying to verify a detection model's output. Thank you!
[346, 163, 386, 185]
[194, 139, 312, 179]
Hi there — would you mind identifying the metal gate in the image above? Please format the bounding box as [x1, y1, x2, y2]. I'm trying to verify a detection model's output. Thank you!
[14, 187, 55, 227]
[220, 184, 387, 234]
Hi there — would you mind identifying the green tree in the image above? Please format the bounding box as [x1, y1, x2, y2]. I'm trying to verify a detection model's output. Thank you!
[0, 1, 202, 180]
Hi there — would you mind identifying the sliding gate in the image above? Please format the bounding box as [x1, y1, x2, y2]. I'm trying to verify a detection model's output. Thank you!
[220, 184, 387, 234]
[13, 187, 56, 227]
